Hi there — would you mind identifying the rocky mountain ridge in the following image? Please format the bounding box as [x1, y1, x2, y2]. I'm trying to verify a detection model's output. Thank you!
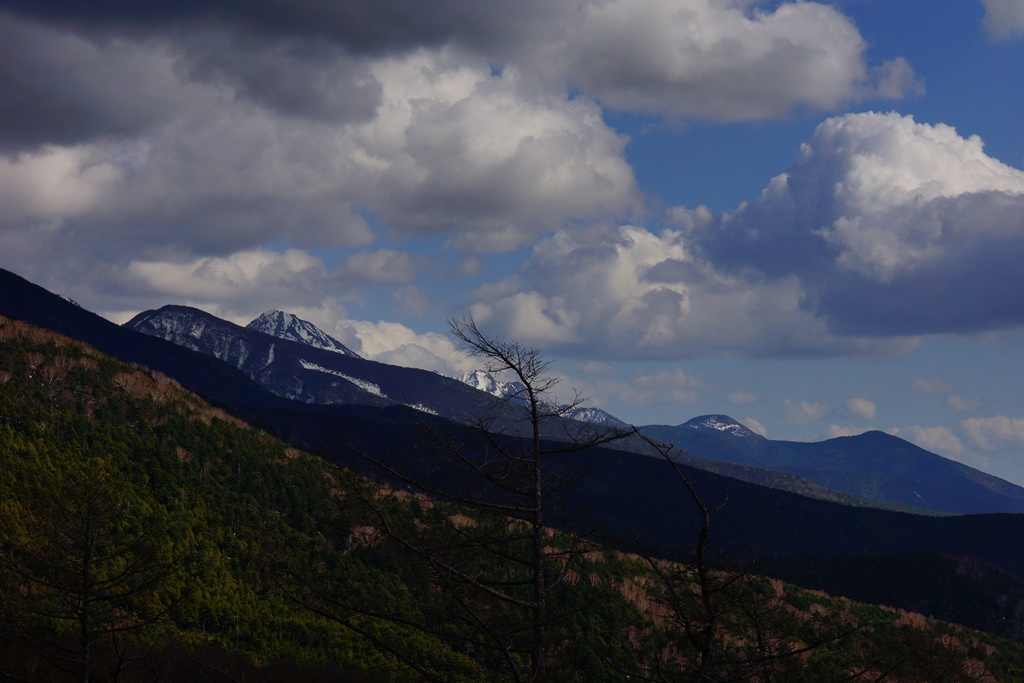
[246, 309, 361, 358]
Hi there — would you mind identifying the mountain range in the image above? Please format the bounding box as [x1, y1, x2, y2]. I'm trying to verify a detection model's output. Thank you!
[126, 304, 502, 424]
[459, 368, 628, 426]
[4, 267, 1024, 635]
[5, 299, 1022, 679]
[641, 414, 1024, 515]
[126, 300, 1024, 516]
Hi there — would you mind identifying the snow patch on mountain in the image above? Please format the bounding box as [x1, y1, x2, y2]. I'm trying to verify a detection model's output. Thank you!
[459, 370, 528, 403]
[299, 359, 384, 397]
[458, 370, 626, 426]
[562, 406, 629, 427]
[684, 414, 762, 439]
[248, 310, 361, 358]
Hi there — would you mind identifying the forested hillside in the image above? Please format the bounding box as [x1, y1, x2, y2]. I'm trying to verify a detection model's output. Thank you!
[2, 314, 1023, 681]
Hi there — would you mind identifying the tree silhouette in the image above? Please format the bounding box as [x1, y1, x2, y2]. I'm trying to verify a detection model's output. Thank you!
[275, 314, 632, 682]
[0, 453, 184, 682]
[632, 431, 853, 682]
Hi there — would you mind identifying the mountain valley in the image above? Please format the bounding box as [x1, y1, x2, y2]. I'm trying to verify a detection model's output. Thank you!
[2, 267, 1024, 680]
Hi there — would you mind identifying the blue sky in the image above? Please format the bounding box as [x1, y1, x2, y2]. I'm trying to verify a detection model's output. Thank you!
[2, 1, 1024, 483]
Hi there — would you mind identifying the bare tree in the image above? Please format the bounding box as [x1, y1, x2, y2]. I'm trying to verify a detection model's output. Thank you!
[633, 431, 851, 682]
[437, 314, 633, 681]
[276, 315, 633, 682]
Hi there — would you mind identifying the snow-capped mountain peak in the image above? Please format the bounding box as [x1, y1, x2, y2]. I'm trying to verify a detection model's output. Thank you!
[560, 405, 629, 427]
[682, 414, 762, 440]
[458, 370, 627, 426]
[246, 310, 361, 358]
[459, 370, 527, 402]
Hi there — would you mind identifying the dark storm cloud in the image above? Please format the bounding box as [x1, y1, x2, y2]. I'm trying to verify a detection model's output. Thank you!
[0, 0, 563, 57]
[0, 11, 382, 153]
[177, 34, 382, 123]
[0, 14, 184, 151]
[0, 0, 559, 152]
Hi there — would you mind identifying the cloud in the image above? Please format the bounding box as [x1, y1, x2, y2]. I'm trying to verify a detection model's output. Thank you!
[784, 399, 830, 423]
[0, 14, 195, 152]
[826, 424, 871, 438]
[889, 426, 966, 457]
[4, 1, 914, 128]
[845, 397, 877, 420]
[741, 417, 767, 437]
[0, 1, 925, 330]
[5, 41, 635, 253]
[364, 55, 638, 249]
[0, 23, 638, 309]
[704, 111, 1024, 336]
[122, 248, 343, 322]
[892, 428, 962, 458]
[344, 249, 421, 285]
[465, 224, 913, 359]
[910, 378, 952, 395]
[333, 319, 477, 375]
[461, 111, 1024, 361]
[549, 0, 920, 121]
[962, 415, 1024, 451]
[983, 0, 1024, 41]
[0, 0, 568, 59]
[592, 367, 703, 409]
[728, 391, 757, 405]
[393, 286, 433, 317]
[946, 395, 979, 413]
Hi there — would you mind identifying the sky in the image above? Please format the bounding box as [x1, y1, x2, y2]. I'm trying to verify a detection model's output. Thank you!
[2, 1, 1024, 483]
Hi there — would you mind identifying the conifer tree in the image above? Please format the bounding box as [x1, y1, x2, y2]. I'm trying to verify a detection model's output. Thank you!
[0, 454, 183, 682]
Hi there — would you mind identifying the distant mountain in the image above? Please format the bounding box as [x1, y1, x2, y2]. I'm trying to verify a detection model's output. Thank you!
[7, 312, 1024, 675]
[684, 414, 764, 440]
[561, 405, 628, 427]
[246, 309, 361, 358]
[9, 267, 1024, 635]
[458, 369, 628, 426]
[0, 269, 281, 410]
[127, 305, 497, 423]
[459, 369, 527, 402]
[641, 414, 1024, 515]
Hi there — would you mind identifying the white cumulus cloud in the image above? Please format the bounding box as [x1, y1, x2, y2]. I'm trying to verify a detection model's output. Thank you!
[333, 319, 478, 376]
[845, 397, 877, 420]
[889, 426, 966, 457]
[784, 399, 830, 423]
[741, 417, 768, 437]
[962, 415, 1024, 451]
[547, 0, 919, 121]
[465, 224, 911, 358]
[123, 248, 340, 322]
[704, 111, 1024, 336]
